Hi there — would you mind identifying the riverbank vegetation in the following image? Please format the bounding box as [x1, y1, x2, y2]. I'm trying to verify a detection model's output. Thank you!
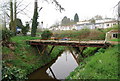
[66, 45, 119, 79]
[2, 36, 64, 80]
[52, 25, 118, 41]
[53, 29, 105, 40]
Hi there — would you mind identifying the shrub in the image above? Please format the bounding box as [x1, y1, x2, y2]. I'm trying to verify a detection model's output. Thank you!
[2, 29, 14, 43]
[21, 22, 29, 36]
[41, 30, 53, 40]
[2, 61, 27, 80]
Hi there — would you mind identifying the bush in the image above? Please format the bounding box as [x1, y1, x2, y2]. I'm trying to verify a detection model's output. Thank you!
[21, 22, 29, 36]
[2, 61, 27, 81]
[2, 29, 14, 42]
[41, 30, 53, 40]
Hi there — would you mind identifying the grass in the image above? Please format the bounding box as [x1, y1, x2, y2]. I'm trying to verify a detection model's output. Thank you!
[2, 36, 65, 80]
[11, 36, 41, 44]
[110, 39, 120, 42]
[66, 45, 119, 79]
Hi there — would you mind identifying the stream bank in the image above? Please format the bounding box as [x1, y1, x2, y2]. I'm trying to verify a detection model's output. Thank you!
[66, 45, 119, 79]
[2, 36, 65, 80]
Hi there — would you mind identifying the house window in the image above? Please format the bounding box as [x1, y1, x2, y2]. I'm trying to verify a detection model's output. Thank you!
[107, 24, 109, 26]
[113, 33, 117, 38]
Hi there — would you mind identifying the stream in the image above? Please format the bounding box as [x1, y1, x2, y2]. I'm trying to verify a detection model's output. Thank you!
[28, 50, 79, 80]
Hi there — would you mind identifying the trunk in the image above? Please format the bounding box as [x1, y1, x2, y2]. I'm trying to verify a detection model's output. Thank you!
[31, 0, 38, 37]
[10, 0, 14, 31]
[14, 0, 17, 35]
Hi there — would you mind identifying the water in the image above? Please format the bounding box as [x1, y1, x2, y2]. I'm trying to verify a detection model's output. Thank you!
[28, 50, 79, 80]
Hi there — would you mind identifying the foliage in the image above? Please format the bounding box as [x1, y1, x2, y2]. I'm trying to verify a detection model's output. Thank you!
[31, 1, 38, 37]
[61, 16, 70, 26]
[21, 22, 29, 36]
[41, 30, 53, 40]
[2, 61, 27, 81]
[2, 29, 14, 42]
[74, 13, 79, 23]
[83, 47, 98, 57]
[66, 45, 119, 79]
[61, 16, 75, 26]
[53, 29, 105, 40]
[16, 18, 24, 28]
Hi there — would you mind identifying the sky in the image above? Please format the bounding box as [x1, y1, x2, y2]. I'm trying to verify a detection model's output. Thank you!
[1, 0, 120, 28]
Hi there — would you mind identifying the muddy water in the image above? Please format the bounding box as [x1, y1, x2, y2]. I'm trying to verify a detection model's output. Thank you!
[28, 50, 79, 80]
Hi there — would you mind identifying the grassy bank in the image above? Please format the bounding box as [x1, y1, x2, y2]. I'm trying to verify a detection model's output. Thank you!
[66, 45, 119, 79]
[53, 29, 105, 41]
[110, 39, 120, 42]
[2, 36, 64, 80]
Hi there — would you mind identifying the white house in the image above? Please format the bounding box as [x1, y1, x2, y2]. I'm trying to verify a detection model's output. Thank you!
[75, 23, 95, 30]
[49, 18, 117, 31]
[57, 25, 77, 31]
[95, 20, 117, 29]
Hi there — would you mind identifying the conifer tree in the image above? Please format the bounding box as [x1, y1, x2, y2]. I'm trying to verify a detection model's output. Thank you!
[74, 13, 79, 23]
[31, 0, 38, 37]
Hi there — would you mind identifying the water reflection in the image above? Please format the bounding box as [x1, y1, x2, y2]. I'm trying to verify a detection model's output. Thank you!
[46, 51, 78, 79]
[28, 50, 79, 80]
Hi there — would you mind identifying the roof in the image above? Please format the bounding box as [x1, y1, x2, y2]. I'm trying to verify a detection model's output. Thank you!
[104, 20, 117, 23]
[108, 30, 120, 33]
[76, 23, 93, 26]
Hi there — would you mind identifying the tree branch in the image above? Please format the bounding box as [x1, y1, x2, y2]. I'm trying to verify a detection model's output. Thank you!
[16, 2, 31, 14]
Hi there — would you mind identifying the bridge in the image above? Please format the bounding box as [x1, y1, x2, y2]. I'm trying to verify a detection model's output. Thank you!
[27, 39, 110, 47]
[26, 39, 110, 57]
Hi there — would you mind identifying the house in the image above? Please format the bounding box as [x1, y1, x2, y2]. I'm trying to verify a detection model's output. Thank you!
[75, 23, 95, 30]
[57, 25, 77, 31]
[95, 19, 117, 29]
[49, 18, 117, 31]
[105, 30, 120, 41]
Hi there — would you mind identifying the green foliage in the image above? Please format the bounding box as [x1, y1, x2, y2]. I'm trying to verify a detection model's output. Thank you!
[66, 46, 119, 79]
[2, 47, 12, 54]
[2, 61, 27, 81]
[74, 13, 79, 23]
[83, 47, 98, 56]
[41, 30, 53, 40]
[16, 18, 24, 28]
[21, 22, 29, 36]
[31, 1, 38, 37]
[2, 29, 14, 42]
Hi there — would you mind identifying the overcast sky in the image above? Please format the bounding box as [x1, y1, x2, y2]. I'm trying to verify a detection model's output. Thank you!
[1, 0, 119, 28]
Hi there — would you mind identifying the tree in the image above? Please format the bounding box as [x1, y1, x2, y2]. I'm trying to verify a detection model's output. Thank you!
[89, 18, 95, 24]
[31, 0, 64, 37]
[21, 22, 29, 36]
[94, 15, 103, 20]
[61, 16, 76, 26]
[31, 0, 38, 37]
[41, 30, 53, 40]
[9, 0, 17, 35]
[15, 18, 23, 28]
[74, 13, 79, 23]
[61, 16, 70, 26]
[9, 0, 14, 31]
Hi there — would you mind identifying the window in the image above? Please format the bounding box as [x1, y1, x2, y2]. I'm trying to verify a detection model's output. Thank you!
[113, 33, 117, 38]
[107, 24, 109, 26]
